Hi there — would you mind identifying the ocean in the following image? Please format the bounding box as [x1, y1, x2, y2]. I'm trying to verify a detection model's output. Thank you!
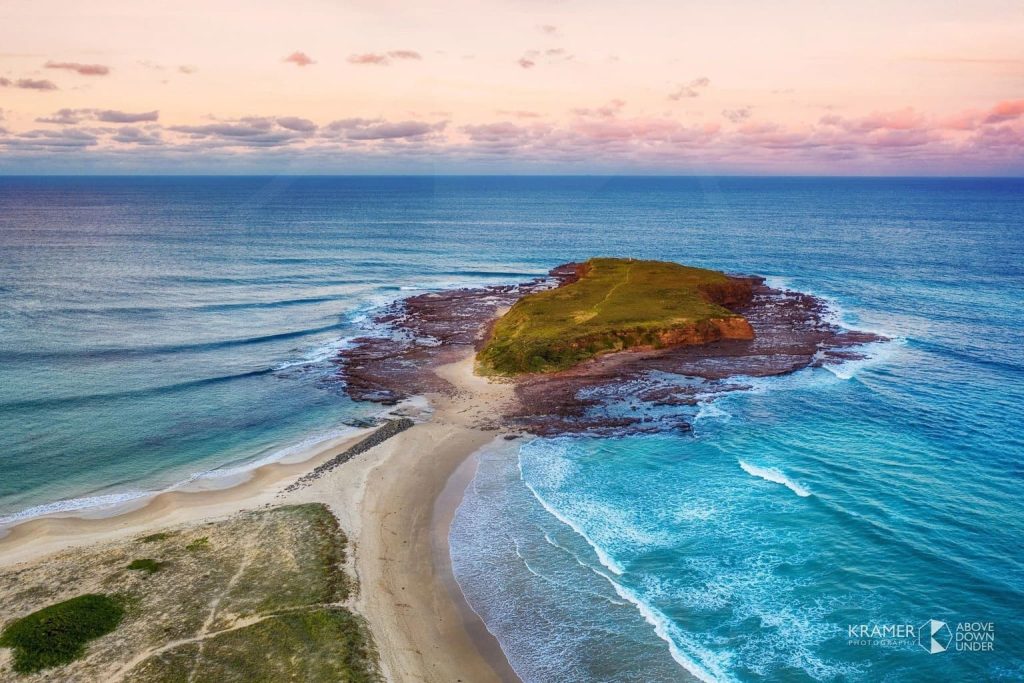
[1, 176, 1022, 680]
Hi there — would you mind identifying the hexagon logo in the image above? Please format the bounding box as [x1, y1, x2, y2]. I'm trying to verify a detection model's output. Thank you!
[918, 619, 952, 654]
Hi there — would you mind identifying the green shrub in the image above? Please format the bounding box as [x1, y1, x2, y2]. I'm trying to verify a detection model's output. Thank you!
[127, 559, 163, 574]
[0, 594, 124, 673]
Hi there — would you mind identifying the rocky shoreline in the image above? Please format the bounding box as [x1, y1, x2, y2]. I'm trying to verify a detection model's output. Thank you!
[334, 264, 886, 436]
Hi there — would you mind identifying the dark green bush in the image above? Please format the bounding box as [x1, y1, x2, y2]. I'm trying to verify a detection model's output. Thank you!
[0, 594, 124, 673]
[127, 558, 162, 574]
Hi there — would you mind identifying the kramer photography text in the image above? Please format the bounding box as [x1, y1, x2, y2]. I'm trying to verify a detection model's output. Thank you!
[848, 620, 996, 653]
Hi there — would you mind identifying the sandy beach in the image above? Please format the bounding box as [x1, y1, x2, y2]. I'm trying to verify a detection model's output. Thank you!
[0, 351, 521, 683]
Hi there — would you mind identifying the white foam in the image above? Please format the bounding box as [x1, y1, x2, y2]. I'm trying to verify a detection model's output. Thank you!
[521, 475, 626, 575]
[762, 275, 791, 291]
[603, 574, 737, 683]
[695, 401, 731, 423]
[821, 336, 905, 380]
[0, 491, 151, 526]
[274, 335, 358, 371]
[763, 276, 904, 377]
[738, 461, 811, 497]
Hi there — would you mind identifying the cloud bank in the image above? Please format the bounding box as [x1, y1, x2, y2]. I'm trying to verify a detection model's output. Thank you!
[1, 99, 1022, 175]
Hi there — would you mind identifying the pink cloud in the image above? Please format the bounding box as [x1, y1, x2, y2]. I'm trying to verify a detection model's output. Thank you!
[36, 108, 158, 124]
[984, 100, 1024, 124]
[5, 97, 1023, 175]
[572, 99, 626, 118]
[387, 50, 422, 61]
[517, 47, 572, 69]
[1, 77, 58, 90]
[45, 61, 110, 76]
[842, 107, 924, 132]
[97, 110, 159, 123]
[284, 51, 315, 67]
[277, 116, 317, 132]
[668, 77, 710, 100]
[340, 120, 445, 140]
[348, 51, 421, 66]
[497, 110, 542, 118]
[348, 53, 390, 66]
[722, 107, 752, 123]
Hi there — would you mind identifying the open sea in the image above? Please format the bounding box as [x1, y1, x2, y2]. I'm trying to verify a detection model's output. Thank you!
[1, 176, 1022, 680]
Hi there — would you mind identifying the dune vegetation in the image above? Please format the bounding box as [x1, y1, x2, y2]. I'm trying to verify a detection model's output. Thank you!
[0, 594, 124, 673]
[0, 504, 379, 682]
[477, 257, 755, 375]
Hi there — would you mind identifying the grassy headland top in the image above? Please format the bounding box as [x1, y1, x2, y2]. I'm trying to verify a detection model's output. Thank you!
[477, 258, 755, 375]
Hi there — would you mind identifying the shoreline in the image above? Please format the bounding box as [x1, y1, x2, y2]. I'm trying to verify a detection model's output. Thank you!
[0, 395, 435, 531]
[434, 449, 523, 682]
[0, 425, 379, 566]
[0, 351, 520, 682]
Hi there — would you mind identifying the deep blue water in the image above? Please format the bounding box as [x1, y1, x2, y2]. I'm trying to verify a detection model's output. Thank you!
[2, 176, 1023, 680]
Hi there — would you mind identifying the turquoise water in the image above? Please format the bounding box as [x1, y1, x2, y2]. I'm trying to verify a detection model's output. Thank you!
[2, 177, 1022, 679]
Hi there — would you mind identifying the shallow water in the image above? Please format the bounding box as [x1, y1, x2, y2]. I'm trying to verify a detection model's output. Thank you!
[2, 176, 1023, 679]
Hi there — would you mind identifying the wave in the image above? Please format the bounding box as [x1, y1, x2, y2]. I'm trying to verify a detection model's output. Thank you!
[273, 335, 358, 371]
[518, 454, 626, 575]
[908, 338, 1023, 375]
[34, 296, 347, 318]
[602, 574, 736, 683]
[0, 367, 277, 411]
[762, 276, 906, 384]
[738, 460, 811, 497]
[434, 270, 543, 278]
[0, 491, 151, 527]
[190, 296, 345, 312]
[819, 336, 905, 381]
[1, 321, 353, 362]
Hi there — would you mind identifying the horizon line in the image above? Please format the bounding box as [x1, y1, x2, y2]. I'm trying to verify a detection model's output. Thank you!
[2, 173, 1023, 179]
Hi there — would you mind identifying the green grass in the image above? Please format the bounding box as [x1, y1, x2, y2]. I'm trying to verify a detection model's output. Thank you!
[129, 608, 378, 683]
[477, 257, 753, 374]
[0, 594, 124, 673]
[184, 537, 209, 552]
[139, 532, 171, 544]
[127, 559, 163, 574]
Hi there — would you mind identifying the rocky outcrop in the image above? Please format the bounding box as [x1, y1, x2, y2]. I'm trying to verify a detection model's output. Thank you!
[333, 265, 887, 436]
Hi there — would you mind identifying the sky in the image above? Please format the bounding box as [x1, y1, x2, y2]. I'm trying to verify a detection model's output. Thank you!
[1, 0, 1023, 174]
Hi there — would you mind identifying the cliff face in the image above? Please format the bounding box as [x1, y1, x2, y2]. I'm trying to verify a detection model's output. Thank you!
[698, 279, 755, 308]
[655, 315, 755, 346]
[545, 305, 754, 360]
